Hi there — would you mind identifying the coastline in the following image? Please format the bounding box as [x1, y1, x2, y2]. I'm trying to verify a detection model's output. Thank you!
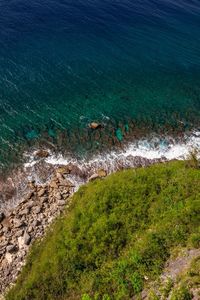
[0, 129, 200, 294]
[1, 129, 200, 213]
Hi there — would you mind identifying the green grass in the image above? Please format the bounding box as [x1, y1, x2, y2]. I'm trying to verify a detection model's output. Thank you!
[6, 161, 200, 300]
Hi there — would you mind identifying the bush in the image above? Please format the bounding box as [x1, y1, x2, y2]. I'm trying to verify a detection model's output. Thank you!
[171, 285, 193, 300]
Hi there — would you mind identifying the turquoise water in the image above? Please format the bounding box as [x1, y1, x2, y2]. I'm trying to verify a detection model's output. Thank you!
[0, 0, 200, 169]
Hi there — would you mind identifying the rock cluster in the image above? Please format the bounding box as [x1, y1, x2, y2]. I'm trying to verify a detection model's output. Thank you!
[0, 169, 74, 294]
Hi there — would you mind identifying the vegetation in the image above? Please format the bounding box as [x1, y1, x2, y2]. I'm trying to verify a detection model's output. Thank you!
[6, 160, 200, 300]
[150, 254, 200, 300]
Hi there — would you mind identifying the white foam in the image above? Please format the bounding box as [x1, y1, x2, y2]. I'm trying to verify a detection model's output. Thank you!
[43, 130, 200, 168]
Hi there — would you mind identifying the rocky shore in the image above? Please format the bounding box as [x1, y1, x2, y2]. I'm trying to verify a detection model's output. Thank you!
[0, 152, 166, 295]
[0, 165, 77, 294]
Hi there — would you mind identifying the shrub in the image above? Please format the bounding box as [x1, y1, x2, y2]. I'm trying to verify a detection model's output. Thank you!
[170, 285, 193, 300]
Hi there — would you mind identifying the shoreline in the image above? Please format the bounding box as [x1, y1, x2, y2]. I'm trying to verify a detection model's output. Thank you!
[0, 130, 200, 294]
[1, 129, 200, 214]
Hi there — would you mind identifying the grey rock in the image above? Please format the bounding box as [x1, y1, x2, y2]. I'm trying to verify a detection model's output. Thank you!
[15, 229, 24, 238]
[35, 149, 49, 158]
[34, 206, 41, 214]
[55, 192, 62, 200]
[14, 220, 25, 228]
[26, 201, 35, 209]
[18, 208, 30, 216]
[27, 226, 33, 233]
[6, 244, 17, 253]
[23, 233, 31, 245]
[3, 227, 11, 233]
[89, 173, 99, 181]
[32, 219, 40, 227]
[58, 200, 66, 206]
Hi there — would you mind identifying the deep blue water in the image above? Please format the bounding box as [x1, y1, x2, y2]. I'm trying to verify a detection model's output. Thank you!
[0, 0, 200, 169]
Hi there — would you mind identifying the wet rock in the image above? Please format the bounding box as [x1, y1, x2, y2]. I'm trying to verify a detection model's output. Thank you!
[56, 166, 71, 175]
[35, 150, 49, 158]
[66, 163, 83, 177]
[89, 122, 101, 130]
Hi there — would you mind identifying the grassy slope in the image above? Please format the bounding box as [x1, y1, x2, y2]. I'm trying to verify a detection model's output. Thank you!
[6, 161, 200, 300]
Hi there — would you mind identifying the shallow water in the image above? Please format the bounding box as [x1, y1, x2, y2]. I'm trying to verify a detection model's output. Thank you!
[0, 0, 200, 170]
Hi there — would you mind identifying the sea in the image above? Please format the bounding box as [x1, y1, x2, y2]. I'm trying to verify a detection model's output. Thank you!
[0, 0, 200, 173]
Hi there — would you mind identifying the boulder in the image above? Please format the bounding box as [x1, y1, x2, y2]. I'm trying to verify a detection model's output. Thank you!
[23, 233, 31, 245]
[37, 188, 46, 197]
[50, 180, 58, 189]
[18, 236, 24, 249]
[5, 252, 13, 264]
[32, 219, 40, 227]
[6, 244, 17, 253]
[14, 220, 25, 229]
[58, 179, 73, 187]
[40, 196, 48, 203]
[27, 180, 36, 190]
[0, 212, 5, 223]
[89, 122, 101, 130]
[15, 229, 24, 238]
[56, 166, 71, 175]
[58, 200, 66, 206]
[27, 226, 34, 233]
[26, 191, 34, 200]
[89, 173, 99, 181]
[35, 150, 49, 158]
[56, 172, 65, 182]
[26, 201, 35, 209]
[34, 206, 41, 214]
[55, 192, 62, 200]
[97, 169, 107, 177]
[18, 208, 30, 216]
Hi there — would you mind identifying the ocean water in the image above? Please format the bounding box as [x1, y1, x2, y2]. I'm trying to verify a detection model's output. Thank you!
[0, 0, 200, 170]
